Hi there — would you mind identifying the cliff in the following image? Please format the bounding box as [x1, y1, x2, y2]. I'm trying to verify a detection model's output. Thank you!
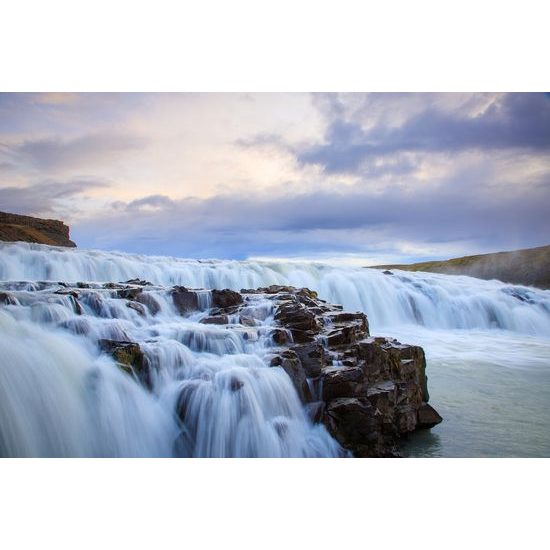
[0, 211, 76, 247]
[373, 244, 550, 290]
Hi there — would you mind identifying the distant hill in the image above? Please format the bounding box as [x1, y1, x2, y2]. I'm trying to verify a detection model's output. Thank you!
[373, 245, 550, 290]
[0, 211, 76, 247]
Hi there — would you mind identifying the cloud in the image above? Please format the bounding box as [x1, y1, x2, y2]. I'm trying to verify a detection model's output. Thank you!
[3, 132, 147, 171]
[299, 93, 550, 173]
[0, 179, 110, 217]
[73, 165, 550, 261]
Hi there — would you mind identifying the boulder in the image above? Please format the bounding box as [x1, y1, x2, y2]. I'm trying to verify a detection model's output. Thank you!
[211, 289, 243, 309]
[417, 404, 443, 429]
[98, 339, 149, 386]
[171, 286, 199, 315]
[135, 292, 161, 316]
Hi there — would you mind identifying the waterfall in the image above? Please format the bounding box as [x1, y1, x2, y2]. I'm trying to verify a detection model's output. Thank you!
[2, 241, 550, 457]
[1, 241, 549, 335]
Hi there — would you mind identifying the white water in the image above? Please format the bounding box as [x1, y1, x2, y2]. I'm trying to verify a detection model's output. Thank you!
[1, 241, 550, 457]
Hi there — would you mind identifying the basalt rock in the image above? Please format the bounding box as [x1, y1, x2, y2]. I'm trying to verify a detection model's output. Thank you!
[264, 285, 442, 457]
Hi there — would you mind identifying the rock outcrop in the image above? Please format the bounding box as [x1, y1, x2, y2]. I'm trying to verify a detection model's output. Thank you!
[259, 286, 441, 457]
[0, 211, 76, 247]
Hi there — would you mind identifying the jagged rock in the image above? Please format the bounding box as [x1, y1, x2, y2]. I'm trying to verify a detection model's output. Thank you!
[117, 287, 143, 300]
[211, 289, 243, 309]
[275, 301, 321, 343]
[103, 282, 125, 289]
[324, 398, 381, 447]
[172, 286, 199, 315]
[270, 349, 307, 401]
[269, 328, 291, 345]
[322, 366, 365, 401]
[291, 342, 326, 376]
[122, 278, 152, 286]
[417, 404, 443, 429]
[200, 315, 229, 325]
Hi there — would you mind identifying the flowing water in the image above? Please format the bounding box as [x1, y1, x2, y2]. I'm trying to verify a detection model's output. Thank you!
[1, 241, 549, 457]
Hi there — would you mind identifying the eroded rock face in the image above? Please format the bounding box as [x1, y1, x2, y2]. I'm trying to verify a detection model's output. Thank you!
[261, 286, 442, 457]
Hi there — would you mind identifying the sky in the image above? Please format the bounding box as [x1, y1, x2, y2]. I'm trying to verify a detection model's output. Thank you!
[1, 92, 549, 265]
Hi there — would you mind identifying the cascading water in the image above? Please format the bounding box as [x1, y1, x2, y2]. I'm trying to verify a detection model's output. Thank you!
[1, 241, 550, 457]
[2, 241, 550, 335]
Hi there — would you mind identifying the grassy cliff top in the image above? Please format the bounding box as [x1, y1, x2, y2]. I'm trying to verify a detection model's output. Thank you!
[373, 244, 550, 289]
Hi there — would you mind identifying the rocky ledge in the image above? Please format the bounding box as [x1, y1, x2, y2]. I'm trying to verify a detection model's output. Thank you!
[155, 283, 441, 456]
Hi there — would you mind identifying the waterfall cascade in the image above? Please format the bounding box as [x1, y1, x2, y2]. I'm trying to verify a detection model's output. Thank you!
[1, 242, 550, 457]
[1, 241, 549, 335]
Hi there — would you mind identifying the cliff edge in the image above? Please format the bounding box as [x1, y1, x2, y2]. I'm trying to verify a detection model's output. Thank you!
[0, 211, 76, 247]
[373, 244, 550, 290]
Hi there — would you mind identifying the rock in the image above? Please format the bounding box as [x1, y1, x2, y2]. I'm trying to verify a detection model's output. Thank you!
[211, 289, 243, 309]
[126, 301, 146, 316]
[117, 287, 143, 300]
[122, 278, 152, 286]
[135, 292, 161, 316]
[98, 339, 149, 386]
[269, 328, 291, 345]
[200, 315, 229, 325]
[291, 342, 326, 376]
[172, 286, 199, 315]
[270, 350, 307, 401]
[322, 366, 365, 401]
[0, 210, 76, 247]
[0, 291, 17, 305]
[324, 398, 381, 447]
[417, 404, 443, 429]
[275, 301, 321, 343]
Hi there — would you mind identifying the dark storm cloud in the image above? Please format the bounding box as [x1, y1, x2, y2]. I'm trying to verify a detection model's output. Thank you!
[299, 93, 550, 173]
[0, 179, 110, 216]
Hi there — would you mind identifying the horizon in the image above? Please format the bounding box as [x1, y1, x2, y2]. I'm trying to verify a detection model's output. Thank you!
[1, 92, 550, 266]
